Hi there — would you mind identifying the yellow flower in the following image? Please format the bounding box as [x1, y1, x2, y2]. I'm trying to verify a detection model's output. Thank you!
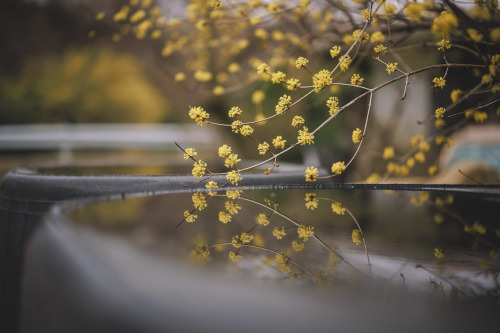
[129, 9, 146, 23]
[205, 181, 219, 195]
[271, 71, 286, 84]
[435, 107, 448, 120]
[272, 227, 286, 239]
[258, 142, 269, 155]
[291, 116, 305, 128]
[437, 39, 451, 51]
[432, 77, 446, 89]
[219, 211, 232, 223]
[295, 57, 309, 68]
[352, 128, 363, 144]
[404, 2, 426, 21]
[414, 151, 426, 163]
[226, 190, 242, 200]
[286, 78, 301, 91]
[229, 251, 242, 262]
[386, 62, 398, 74]
[382, 146, 394, 160]
[228, 106, 242, 118]
[313, 69, 332, 92]
[224, 153, 241, 168]
[305, 166, 318, 181]
[326, 96, 340, 116]
[428, 165, 438, 176]
[434, 214, 444, 224]
[174, 72, 186, 82]
[183, 148, 197, 160]
[360, 8, 372, 20]
[365, 173, 381, 184]
[292, 240, 305, 252]
[226, 170, 242, 185]
[305, 193, 318, 210]
[330, 46, 341, 58]
[239, 125, 254, 136]
[298, 127, 314, 145]
[256, 63, 270, 74]
[231, 120, 242, 133]
[225, 201, 241, 215]
[331, 161, 346, 175]
[374, 44, 388, 56]
[473, 111, 488, 123]
[331, 202, 345, 215]
[370, 31, 385, 43]
[352, 29, 370, 43]
[272, 136, 286, 149]
[275, 95, 292, 114]
[218, 144, 232, 158]
[339, 54, 352, 72]
[184, 210, 197, 223]
[467, 28, 483, 42]
[406, 158, 415, 169]
[450, 89, 462, 103]
[431, 11, 458, 34]
[252, 90, 265, 104]
[192, 160, 207, 178]
[257, 213, 270, 226]
[297, 225, 314, 241]
[189, 106, 210, 126]
[95, 11, 106, 20]
[350, 74, 364, 85]
[434, 247, 445, 259]
[113, 6, 130, 22]
[352, 230, 362, 245]
[192, 192, 207, 211]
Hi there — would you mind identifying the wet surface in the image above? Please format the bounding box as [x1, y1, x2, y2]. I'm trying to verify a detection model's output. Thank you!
[68, 187, 500, 299]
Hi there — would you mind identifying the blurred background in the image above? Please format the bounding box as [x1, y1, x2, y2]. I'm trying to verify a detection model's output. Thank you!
[1, 0, 499, 183]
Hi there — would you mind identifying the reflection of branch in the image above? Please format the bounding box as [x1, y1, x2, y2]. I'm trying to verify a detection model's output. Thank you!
[208, 242, 314, 276]
[317, 197, 371, 270]
[416, 264, 471, 298]
[215, 194, 360, 273]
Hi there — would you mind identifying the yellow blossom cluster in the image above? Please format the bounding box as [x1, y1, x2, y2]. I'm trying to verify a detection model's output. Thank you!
[305, 193, 318, 210]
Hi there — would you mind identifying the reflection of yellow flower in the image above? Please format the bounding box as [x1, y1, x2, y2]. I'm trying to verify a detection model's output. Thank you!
[275, 253, 291, 273]
[331, 202, 345, 215]
[229, 251, 242, 262]
[190, 241, 210, 261]
[365, 173, 381, 184]
[434, 247, 445, 259]
[184, 210, 197, 223]
[292, 240, 305, 252]
[257, 213, 270, 226]
[225, 201, 241, 215]
[352, 230, 362, 245]
[219, 211, 232, 223]
[226, 190, 242, 200]
[192, 193, 207, 211]
[305, 193, 318, 210]
[272, 227, 286, 239]
[298, 225, 314, 241]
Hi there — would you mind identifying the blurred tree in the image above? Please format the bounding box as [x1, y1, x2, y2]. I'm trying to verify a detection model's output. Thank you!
[0, 47, 169, 123]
